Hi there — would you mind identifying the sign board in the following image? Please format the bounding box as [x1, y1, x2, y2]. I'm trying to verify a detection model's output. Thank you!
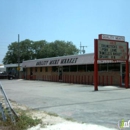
[94, 34, 129, 91]
[99, 34, 125, 41]
[98, 40, 127, 60]
[17, 67, 23, 71]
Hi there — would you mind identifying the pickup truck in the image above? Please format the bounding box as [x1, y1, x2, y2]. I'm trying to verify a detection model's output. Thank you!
[8, 74, 16, 80]
[0, 72, 15, 79]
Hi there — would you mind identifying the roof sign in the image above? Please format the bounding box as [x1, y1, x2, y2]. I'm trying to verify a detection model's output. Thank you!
[99, 34, 125, 41]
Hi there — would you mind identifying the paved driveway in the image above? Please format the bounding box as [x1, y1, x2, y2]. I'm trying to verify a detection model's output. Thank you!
[0, 79, 130, 129]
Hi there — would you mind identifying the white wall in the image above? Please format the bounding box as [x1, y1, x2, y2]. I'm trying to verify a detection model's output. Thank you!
[0, 66, 6, 72]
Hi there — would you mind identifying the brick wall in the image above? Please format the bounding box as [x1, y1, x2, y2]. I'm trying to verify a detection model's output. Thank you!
[25, 67, 121, 86]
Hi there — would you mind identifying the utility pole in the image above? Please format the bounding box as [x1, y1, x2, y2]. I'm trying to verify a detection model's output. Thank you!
[18, 34, 20, 79]
[80, 42, 81, 54]
[80, 42, 87, 54]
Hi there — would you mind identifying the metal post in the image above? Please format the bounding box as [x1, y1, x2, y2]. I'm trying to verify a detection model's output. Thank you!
[125, 60, 129, 88]
[125, 42, 129, 88]
[83, 46, 84, 54]
[80, 42, 81, 54]
[80, 42, 87, 54]
[18, 34, 20, 79]
[0, 82, 18, 122]
[94, 39, 98, 91]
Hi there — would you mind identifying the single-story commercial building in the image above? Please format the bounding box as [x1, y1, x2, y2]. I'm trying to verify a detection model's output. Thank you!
[22, 53, 130, 86]
[4, 63, 23, 78]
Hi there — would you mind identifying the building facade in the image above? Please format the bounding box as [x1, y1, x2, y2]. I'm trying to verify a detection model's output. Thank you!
[22, 53, 129, 86]
[4, 63, 23, 78]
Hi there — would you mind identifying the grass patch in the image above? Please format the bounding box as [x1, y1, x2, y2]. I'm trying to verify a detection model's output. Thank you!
[0, 110, 42, 130]
[45, 111, 59, 117]
[65, 117, 75, 122]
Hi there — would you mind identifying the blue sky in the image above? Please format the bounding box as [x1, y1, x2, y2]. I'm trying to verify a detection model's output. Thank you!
[0, 0, 130, 64]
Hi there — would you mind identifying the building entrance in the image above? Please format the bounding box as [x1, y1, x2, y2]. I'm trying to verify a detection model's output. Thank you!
[121, 64, 125, 85]
[58, 67, 63, 81]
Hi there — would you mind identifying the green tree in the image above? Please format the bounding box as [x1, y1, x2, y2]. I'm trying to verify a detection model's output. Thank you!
[19, 39, 34, 61]
[3, 40, 79, 64]
[3, 39, 33, 64]
[3, 42, 18, 64]
[47, 40, 79, 57]
[31, 40, 48, 59]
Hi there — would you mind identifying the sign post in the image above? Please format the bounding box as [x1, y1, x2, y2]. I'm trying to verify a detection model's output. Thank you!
[94, 34, 129, 91]
[94, 40, 98, 91]
[125, 42, 129, 88]
[126, 59, 129, 88]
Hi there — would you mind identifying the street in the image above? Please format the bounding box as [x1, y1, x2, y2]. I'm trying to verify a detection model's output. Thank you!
[0, 79, 130, 129]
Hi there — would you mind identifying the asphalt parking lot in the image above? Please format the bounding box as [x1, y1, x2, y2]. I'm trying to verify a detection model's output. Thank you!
[0, 79, 130, 129]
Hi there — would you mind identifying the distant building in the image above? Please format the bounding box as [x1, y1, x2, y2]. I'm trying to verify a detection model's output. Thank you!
[4, 63, 23, 78]
[0, 65, 6, 73]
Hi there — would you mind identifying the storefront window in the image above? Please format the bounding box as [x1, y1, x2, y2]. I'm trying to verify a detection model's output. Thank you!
[108, 63, 120, 71]
[30, 68, 33, 72]
[70, 65, 77, 72]
[23, 68, 25, 72]
[87, 64, 94, 71]
[78, 65, 86, 72]
[40, 67, 42, 72]
[52, 66, 58, 72]
[63, 66, 69, 72]
[45, 67, 48, 72]
[98, 64, 107, 71]
[35, 67, 37, 72]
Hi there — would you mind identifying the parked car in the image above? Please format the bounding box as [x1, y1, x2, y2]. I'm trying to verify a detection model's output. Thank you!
[8, 72, 16, 80]
[0, 72, 8, 79]
[0, 72, 15, 79]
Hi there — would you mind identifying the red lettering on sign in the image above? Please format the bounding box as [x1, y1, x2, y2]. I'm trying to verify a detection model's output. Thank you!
[110, 41, 116, 44]
[119, 46, 123, 49]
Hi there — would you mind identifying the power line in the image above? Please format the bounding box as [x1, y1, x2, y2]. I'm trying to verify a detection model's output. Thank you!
[80, 42, 87, 54]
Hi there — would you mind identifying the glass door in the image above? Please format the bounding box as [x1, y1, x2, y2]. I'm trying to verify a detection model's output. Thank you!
[121, 64, 125, 85]
[58, 67, 63, 81]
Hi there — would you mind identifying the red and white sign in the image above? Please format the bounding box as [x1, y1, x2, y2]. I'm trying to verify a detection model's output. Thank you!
[99, 34, 125, 42]
[94, 34, 129, 91]
[97, 40, 127, 60]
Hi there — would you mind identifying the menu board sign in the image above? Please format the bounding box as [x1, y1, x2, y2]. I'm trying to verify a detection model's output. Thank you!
[98, 40, 127, 60]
